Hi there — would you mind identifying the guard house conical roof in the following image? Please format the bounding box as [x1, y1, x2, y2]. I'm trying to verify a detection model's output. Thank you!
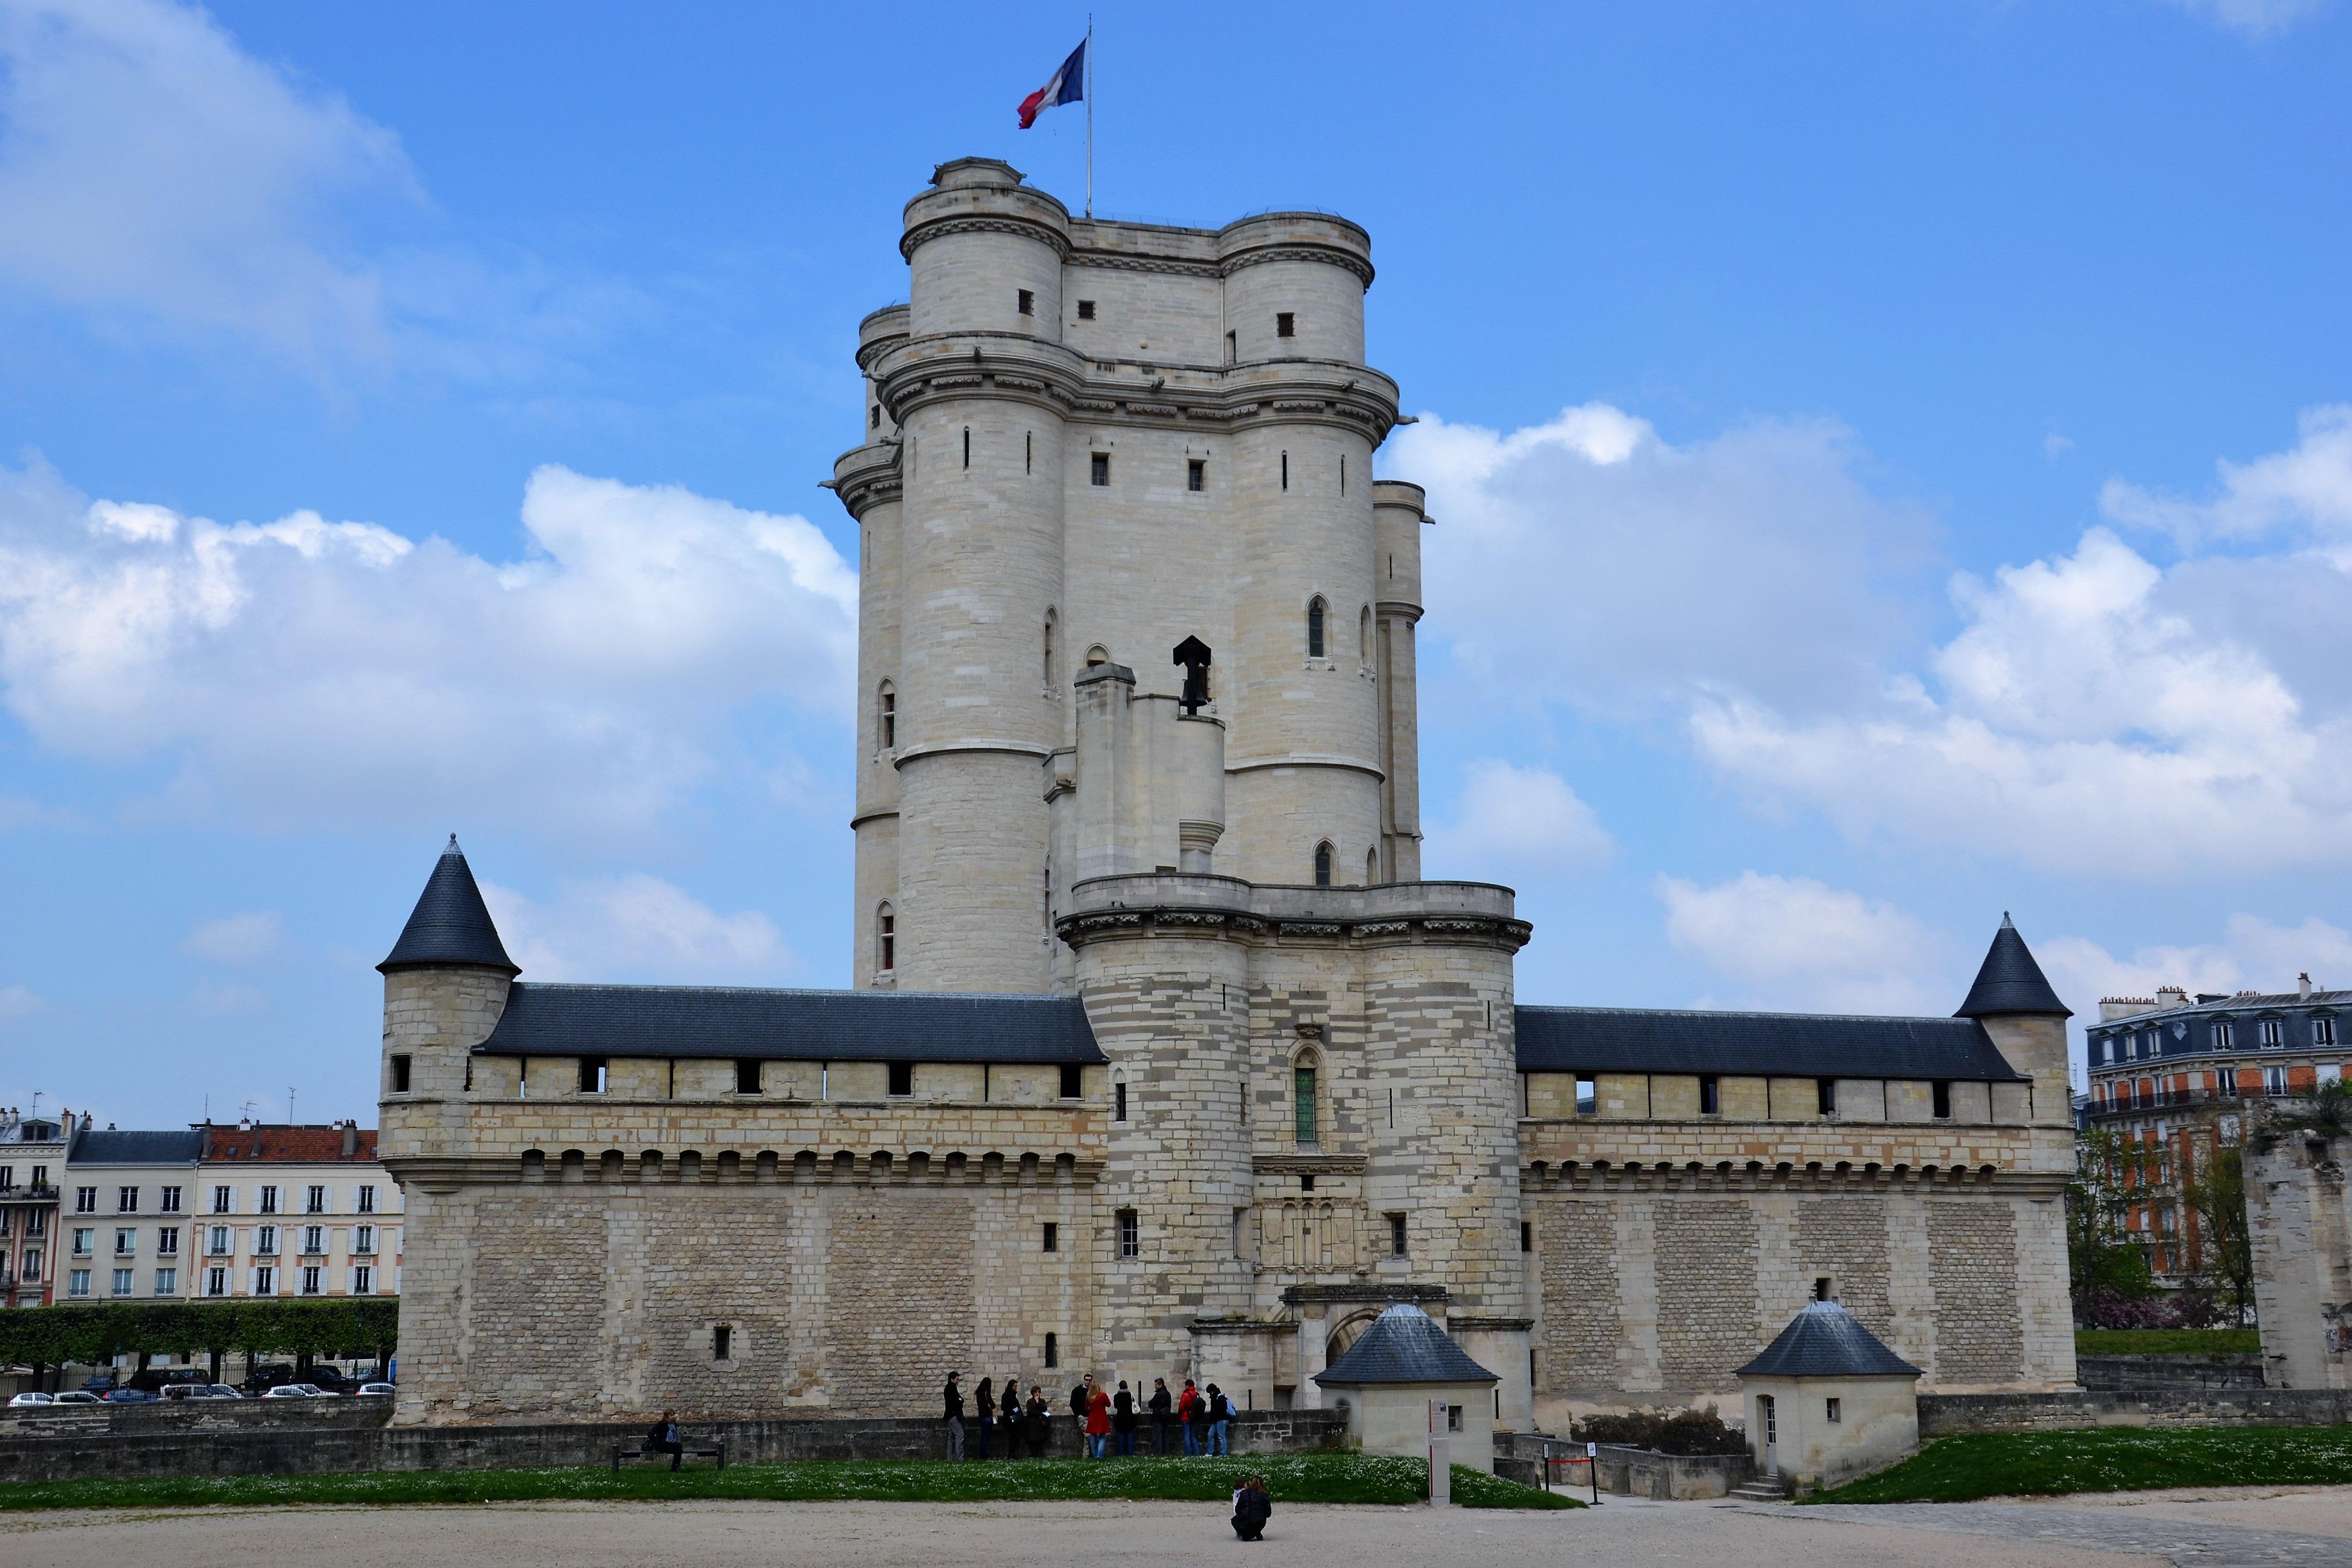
[1955, 913, 2069, 1019]
[1312, 1304, 1499, 1387]
[1735, 1300, 1922, 1380]
[379, 835, 518, 976]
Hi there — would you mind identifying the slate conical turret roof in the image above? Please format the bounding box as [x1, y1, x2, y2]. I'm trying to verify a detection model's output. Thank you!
[1735, 1300, 1921, 1380]
[378, 836, 519, 976]
[1312, 1304, 1498, 1387]
[1955, 912, 2069, 1019]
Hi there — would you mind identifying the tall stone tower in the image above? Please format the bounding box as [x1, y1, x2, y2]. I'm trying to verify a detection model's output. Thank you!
[833, 158, 1426, 995]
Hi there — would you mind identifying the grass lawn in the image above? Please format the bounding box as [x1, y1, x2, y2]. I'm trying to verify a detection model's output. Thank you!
[0, 1452, 1577, 1513]
[1807, 1426, 2352, 1504]
[2074, 1328, 2260, 1356]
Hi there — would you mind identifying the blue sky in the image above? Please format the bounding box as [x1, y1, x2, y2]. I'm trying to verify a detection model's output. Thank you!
[3, 0, 2348, 1129]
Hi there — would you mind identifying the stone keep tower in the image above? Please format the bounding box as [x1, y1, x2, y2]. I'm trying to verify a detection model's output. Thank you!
[834, 158, 1427, 996]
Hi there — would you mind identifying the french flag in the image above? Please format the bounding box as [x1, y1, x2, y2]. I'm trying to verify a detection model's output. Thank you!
[1017, 39, 1086, 129]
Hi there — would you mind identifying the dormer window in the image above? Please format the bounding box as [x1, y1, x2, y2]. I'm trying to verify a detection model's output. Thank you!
[2260, 1018, 2284, 1049]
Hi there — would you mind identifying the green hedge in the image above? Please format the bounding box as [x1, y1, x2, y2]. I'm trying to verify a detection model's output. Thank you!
[2074, 1327, 2260, 1356]
[0, 1300, 397, 1367]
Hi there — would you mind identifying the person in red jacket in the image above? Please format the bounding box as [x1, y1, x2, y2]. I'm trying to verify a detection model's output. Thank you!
[1177, 1378, 1203, 1456]
[1085, 1381, 1112, 1458]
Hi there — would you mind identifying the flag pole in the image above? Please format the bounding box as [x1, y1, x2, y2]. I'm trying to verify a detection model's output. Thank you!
[1085, 14, 1094, 219]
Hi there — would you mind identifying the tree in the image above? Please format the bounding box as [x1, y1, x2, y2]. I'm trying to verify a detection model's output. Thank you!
[2179, 1138, 2254, 1325]
[2252, 1081, 2352, 1152]
[2067, 1126, 2165, 1323]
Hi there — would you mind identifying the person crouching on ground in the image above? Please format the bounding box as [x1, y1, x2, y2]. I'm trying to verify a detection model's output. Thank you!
[647, 1409, 685, 1471]
[1232, 1475, 1271, 1541]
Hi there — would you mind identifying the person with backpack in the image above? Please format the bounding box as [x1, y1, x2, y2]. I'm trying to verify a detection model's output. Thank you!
[1148, 1377, 1174, 1455]
[942, 1370, 965, 1459]
[1205, 1383, 1232, 1456]
[1111, 1379, 1137, 1455]
[1181, 1378, 1207, 1456]
[646, 1409, 684, 1471]
[1232, 1475, 1272, 1541]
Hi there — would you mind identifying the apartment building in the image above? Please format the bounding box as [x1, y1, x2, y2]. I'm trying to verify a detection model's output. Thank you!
[0, 1108, 70, 1307]
[192, 1122, 401, 1301]
[58, 1128, 203, 1303]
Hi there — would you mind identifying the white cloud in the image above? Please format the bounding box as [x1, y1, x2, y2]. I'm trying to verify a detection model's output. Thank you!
[1425, 760, 1614, 880]
[1657, 871, 1955, 1015]
[0, 983, 44, 1021]
[2042, 432, 2075, 462]
[1391, 404, 1933, 719]
[188, 976, 266, 1015]
[2101, 404, 2352, 549]
[2040, 913, 2352, 1015]
[0, 458, 858, 834]
[2158, 0, 2333, 39]
[0, 0, 421, 364]
[182, 911, 284, 964]
[481, 875, 794, 984]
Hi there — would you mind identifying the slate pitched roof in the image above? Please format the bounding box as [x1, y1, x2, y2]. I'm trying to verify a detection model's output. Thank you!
[1955, 914, 2071, 1020]
[1512, 1007, 2026, 1082]
[68, 1129, 204, 1166]
[476, 983, 1105, 1064]
[1734, 1300, 1922, 1380]
[379, 836, 518, 976]
[1312, 1305, 1498, 1387]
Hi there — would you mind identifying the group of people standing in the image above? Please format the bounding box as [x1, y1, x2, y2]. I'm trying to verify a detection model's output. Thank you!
[941, 1372, 1239, 1459]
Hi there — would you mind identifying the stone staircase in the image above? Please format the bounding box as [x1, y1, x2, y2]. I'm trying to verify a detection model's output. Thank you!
[1727, 1475, 1790, 1503]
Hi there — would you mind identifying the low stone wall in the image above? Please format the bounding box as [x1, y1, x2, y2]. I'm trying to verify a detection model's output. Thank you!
[2075, 1355, 2265, 1392]
[0, 1409, 1346, 1487]
[0, 1397, 392, 1440]
[1491, 1433, 1751, 1500]
[1918, 1387, 2352, 1435]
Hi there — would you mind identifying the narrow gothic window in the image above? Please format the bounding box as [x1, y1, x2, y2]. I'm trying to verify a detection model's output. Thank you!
[1280, 451, 1288, 491]
[1366, 847, 1379, 885]
[1115, 1082, 1128, 1121]
[1340, 455, 1346, 494]
[1224, 329, 1237, 365]
[1359, 605, 1371, 658]
[1044, 611, 1057, 686]
[1313, 841, 1332, 887]
[1294, 1061, 1318, 1143]
[878, 683, 896, 748]
[1276, 312, 1295, 338]
[877, 904, 896, 972]
[1025, 430, 1032, 473]
[962, 426, 970, 468]
[1307, 598, 1325, 658]
[1091, 452, 1109, 486]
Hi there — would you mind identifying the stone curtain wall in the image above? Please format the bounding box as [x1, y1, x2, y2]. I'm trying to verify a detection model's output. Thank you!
[1926, 1201, 2025, 1385]
[828, 1191, 981, 1410]
[1528, 1188, 2041, 1412]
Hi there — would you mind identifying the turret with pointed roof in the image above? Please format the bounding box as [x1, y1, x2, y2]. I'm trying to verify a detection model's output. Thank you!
[380, 835, 518, 977]
[1955, 913, 2068, 1020]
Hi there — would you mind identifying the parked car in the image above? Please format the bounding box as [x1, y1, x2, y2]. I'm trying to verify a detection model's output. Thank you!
[241, 1364, 297, 1395]
[51, 1391, 101, 1405]
[103, 1387, 159, 1402]
[305, 1369, 361, 1394]
[204, 1385, 245, 1399]
[79, 1376, 116, 1395]
[356, 1383, 396, 1397]
[6, 1392, 54, 1408]
[260, 1383, 333, 1399]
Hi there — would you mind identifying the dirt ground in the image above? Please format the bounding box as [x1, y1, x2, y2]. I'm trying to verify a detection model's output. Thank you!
[6, 1486, 2352, 1568]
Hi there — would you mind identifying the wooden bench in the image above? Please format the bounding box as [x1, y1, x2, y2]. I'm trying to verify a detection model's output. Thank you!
[612, 1438, 726, 1471]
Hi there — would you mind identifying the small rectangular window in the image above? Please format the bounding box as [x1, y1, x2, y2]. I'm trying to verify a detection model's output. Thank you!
[713, 1324, 732, 1361]
[1815, 1276, 1833, 1301]
[305, 1185, 327, 1214]
[207, 1226, 229, 1255]
[1575, 1076, 1597, 1116]
[352, 1265, 373, 1295]
[1388, 1213, 1408, 1257]
[1017, 288, 1034, 315]
[1932, 1080, 1953, 1120]
[1117, 1209, 1140, 1259]
[1090, 452, 1110, 486]
[75, 1186, 96, 1213]
[1042, 1222, 1059, 1254]
[205, 1266, 227, 1297]
[1446, 1404, 1462, 1433]
[1059, 1064, 1083, 1099]
[1299, 1173, 1315, 1193]
[1076, 299, 1096, 320]
[390, 1054, 411, 1093]
[118, 1186, 139, 1213]
[1233, 1207, 1248, 1258]
[1699, 1076, 1720, 1116]
[356, 1185, 375, 1215]
[1816, 1078, 1837, 1116]
[1044, 1331, 1058, 1368]
[354, 1225, 377, 1255]
[736, 1058, 763, 1095]
[159, 1186, 182, 1214]
[1520, 1221, 1532, 1253]
[157, 1227, 179, 1256]
[869, 404, 880, 429]
[1275, 312, 1295, 338]
[259, 1186, 279, 1215]
[887, 1061, 914, 1097]
[579, 1058, 608, 1094]
[1187, 459, 1205, 492]
[1825, 1397, 1842, 1423]
[113, 1267, 134, 1296]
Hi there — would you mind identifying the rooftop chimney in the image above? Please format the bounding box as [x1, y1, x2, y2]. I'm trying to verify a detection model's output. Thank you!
[2300, 972, 2314, 999]
[341, 1121, 357, 1158]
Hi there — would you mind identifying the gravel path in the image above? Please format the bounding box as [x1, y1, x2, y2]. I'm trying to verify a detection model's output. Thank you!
[4, 1486, 2348, 1567]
